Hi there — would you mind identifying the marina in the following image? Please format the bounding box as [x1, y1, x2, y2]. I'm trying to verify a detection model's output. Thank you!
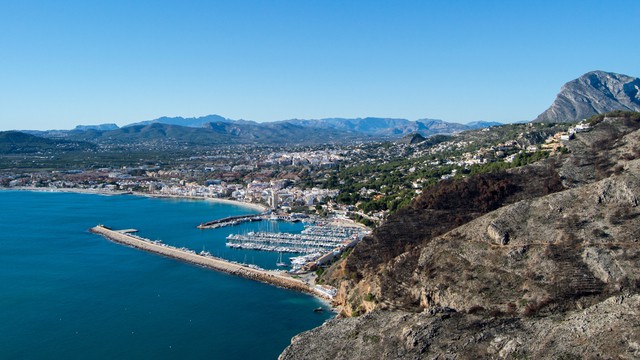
[226, 224, 370, 254]
[225, 223, 371, 271]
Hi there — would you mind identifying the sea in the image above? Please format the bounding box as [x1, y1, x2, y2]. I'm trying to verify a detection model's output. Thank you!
[0, 190, 332, 360]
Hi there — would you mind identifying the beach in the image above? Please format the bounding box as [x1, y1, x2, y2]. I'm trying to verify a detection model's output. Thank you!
[4, 186, 269, 212]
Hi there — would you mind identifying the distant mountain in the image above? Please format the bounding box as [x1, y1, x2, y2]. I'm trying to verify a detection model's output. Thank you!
[126, 115, 251, 128]
[280, 117, 471, 137]
[416, 118, 466, 133]
[282, 117, 418, 136]
[21, 115, 502, 148]
[534, 70, 640, 123]
[465, 120, 502, 129]
[74, 123, 119, 131]
[0, 131, 95, 154]
[63, 121, 362, 146]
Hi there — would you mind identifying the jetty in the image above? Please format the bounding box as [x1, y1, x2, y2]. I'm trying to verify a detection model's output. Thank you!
[90, 225, 329, 299]
[197, 214, 265, 229]
[197, 212, 307, 229]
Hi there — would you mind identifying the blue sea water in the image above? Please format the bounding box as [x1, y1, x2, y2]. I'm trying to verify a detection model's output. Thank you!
[0, 190, 332, 359]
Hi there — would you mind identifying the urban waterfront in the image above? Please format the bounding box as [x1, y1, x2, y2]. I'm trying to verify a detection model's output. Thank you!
[0, 190, 332, 360]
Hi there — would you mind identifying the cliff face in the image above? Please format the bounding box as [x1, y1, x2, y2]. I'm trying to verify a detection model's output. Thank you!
[280, 295, 640, 360]
[281, 113, 640, 359]
[533, 71, 640, 123]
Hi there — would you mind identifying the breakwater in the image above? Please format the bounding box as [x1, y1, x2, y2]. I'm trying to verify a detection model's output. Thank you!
[197, 214, 265, 229]
[90, 225, 326, 298]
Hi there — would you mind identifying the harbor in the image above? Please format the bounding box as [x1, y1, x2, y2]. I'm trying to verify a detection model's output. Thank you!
[225, 222, 370, 270]
[90, 225, 333, 299]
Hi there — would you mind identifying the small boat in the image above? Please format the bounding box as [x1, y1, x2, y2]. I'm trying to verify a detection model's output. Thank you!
[276, 252, 288, 267]
[313, 307, 323, 313]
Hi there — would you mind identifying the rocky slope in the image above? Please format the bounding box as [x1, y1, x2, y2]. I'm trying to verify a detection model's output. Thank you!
[281, 295, 640, 359]
[281, 113, 640, 358]
[534, 71, 640, 123]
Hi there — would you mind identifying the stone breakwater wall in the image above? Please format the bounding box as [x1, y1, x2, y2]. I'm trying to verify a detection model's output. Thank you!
[90, 225, 323, 298]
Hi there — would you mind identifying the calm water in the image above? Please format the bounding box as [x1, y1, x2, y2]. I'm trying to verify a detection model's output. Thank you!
[0, 190, 332, 360]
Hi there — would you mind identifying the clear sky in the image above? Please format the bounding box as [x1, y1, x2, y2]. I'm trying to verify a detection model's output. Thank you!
[0, 0, 638, 130]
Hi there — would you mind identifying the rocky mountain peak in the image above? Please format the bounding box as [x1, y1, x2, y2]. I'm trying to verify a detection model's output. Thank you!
[533, 70, 640, 123]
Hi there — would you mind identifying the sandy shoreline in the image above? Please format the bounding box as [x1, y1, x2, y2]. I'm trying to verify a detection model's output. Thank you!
[202, 197, 268, 212]
[3, 186, 269, 212]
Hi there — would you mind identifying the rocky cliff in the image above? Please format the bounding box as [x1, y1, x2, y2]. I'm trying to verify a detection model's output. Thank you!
[281, 112, 640, 359]
[533, 71, 640, 123]
[281, 295, 640, 359]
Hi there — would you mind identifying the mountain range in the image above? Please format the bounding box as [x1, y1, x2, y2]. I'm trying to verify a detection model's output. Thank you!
[18, 117, 502, 148]
[127, 115, 501, 135]
[4, 70, 639, 150]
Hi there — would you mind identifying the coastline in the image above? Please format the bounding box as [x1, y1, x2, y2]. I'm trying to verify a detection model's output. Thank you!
[3, 186, 269, 212]
[203, 197, 269, 212]
[3, 186, 340, 309]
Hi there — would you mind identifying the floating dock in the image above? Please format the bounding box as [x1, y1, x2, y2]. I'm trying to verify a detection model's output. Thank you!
[225, 225, 370, 254]
[90, 225, 328, 298]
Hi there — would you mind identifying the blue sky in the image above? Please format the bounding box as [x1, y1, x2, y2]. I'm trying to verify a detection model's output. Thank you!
[0, 1, 638, 130]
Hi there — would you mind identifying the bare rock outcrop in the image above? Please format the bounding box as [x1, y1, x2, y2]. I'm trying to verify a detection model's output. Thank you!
[280, 295, 640, 360]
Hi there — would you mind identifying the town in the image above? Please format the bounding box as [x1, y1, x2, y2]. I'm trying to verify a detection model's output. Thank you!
[1, 121, 584, 226]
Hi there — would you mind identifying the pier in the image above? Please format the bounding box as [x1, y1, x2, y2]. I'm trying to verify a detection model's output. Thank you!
[90, 225, 329, 299]
[197, 213, 307, 229]
[197, 214, 265, 229]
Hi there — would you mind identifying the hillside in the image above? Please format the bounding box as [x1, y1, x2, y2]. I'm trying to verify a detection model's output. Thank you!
[0, 131, 96, 154]
[534, 70, 640, 123]
[282, 294, 640, 359]
[72, 121, 362, 146]
[281, 112, 640, 359]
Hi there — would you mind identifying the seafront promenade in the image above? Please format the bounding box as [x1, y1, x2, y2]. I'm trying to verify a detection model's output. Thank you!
[90, 225, 326, 299]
